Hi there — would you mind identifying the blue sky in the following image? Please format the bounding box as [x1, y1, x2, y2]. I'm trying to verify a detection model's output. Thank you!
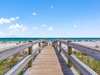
[0, 0, 100, 37]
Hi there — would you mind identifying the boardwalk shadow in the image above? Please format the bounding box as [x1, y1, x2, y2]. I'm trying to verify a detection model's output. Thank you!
[53, 46, 75, 75]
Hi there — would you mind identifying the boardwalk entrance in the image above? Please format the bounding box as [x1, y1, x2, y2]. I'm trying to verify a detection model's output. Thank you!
[24, 46, 77, 75]
[1, 40, 98, 75]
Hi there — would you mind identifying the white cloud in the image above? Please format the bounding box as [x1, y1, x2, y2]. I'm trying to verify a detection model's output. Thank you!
[8, 24, 28, 34]
[32, 12, 37, 16]
[16, 16, 19, 19]
[51, 6, 53, 8]
[0, 16, 19, 24]
[48, 27, 54, 31]
[33, 27, 38, 30]
[42, 24, 46, 27]
[73, 25, 77, 27]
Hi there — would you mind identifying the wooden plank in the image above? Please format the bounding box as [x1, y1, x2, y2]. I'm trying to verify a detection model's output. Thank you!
[4, 47, 40, 75]
[68, 41, 72, 67]
[68, 42, 100, 60]
[28, 41, 33, 67]
[24, 46, 64, 75]
[0, 42, 31, 62]
[42, 41, 48, 46]
[0, 41, 38, 62]
[54, 47, 78, 75]
[60, 47, 98, 75]
[52, 40, 58, 46]
[24, 46, 77, 75]
[60, 40, 100, 60]
[4, 55, 31, 75]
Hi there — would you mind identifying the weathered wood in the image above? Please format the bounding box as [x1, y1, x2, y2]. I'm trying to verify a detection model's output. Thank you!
[24, 46, 63, 75]
[60, 40, 100, 60]
[4, 47, 41, 75]
[42, 41, 48, 46]
[52, 40, 58, 46]
[60, 47, 98, 75]
[68, 41, 72, 67]
[38, 42, 41, 53]
[0, 41, 38, 62]
[4, 55, 32, 75]
[59, 42, 61, 53]
[0, 42, 31, 62]
[28, 41, 33, 67]
[68, 42, 100, 60]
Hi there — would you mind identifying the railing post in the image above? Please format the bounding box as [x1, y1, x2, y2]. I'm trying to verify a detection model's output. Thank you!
[68, 40, 72, 67]
[28, 40, 33, 67]
[38, 41, 41, 53]
[59, 41, 61, 53]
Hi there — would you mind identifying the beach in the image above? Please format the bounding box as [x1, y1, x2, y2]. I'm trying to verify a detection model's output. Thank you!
[0, 41, 39, 52]
[61, 41, 100, 51]
[0, 40, 100, 52]
[0, 42, 16, 50]
[0, 40, 100, 75]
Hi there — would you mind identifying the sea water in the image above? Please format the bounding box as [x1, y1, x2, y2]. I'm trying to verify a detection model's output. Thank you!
[0, 38, 100, 42]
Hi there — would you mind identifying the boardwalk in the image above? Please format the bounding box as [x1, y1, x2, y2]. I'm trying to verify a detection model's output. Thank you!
[1, 40, 99, 75]
[24, 46, 78, 75]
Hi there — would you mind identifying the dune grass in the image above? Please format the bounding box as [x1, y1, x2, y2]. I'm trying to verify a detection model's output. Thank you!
[73, 50, 100, 75]
[0, 51, 27, 75]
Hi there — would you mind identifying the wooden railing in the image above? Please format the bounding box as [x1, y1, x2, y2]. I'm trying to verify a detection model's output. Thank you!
[1, 39, 99, 75]
[0, 40, 46, 75]
[52, 40, 99, 75]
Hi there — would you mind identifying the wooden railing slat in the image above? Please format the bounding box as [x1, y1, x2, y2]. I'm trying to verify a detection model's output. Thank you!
[0, 41, 38, 62]
[4, 55, 31, 75]
[68, 42, 100, 60]
[60, 47, 98, 75]
[0, 43, 31, 62]
[60, 40, 100, 60]
[4, 47, 41, 75]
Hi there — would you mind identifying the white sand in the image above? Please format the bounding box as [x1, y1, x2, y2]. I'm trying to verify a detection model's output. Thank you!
[0, 41, 100, 52]
[0, 42, 39, 52]
[73, 41, 100, 48]
[61, 41, 100, 51]
[0, 42, 16, 49]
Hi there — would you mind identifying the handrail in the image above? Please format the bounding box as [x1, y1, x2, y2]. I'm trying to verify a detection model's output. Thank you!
[52, 40, 58, 46]
[0, 40, 46, 75]
[60, 46, 98, 75]
[0, 41, 38, 62]
[4, 47, 41, 75]
[60, 40, 100, 60]
[58, 40, 99, 75]
[42, 41, 48, 45]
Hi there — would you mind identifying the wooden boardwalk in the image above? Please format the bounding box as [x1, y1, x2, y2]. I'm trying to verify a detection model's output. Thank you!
[1, 40, 99, 75]
[24, 46, 78, 75]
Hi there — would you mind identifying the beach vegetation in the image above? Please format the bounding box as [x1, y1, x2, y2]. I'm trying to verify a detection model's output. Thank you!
[73, 50, 100, 75]
[0, 51, 27, 75]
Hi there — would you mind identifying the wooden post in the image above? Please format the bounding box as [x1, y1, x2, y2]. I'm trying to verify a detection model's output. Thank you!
[38, 42, 41, 53]
[28, 41, 32, 67]
[68, 40, 72, 67]
[59, 42, 61, 53]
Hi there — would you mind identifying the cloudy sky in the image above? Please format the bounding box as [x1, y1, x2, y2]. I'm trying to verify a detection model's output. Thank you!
[0, 0, 100, 37]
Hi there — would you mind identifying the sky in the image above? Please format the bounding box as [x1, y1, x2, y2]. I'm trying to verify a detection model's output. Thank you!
[0, 0, 100, 38]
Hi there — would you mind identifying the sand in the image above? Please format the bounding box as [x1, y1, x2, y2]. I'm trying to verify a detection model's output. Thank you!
[0, 41, 100, 52]
[0, 41, 39, 52]
[0, 42, 16, 49]
[61, 41, 100, 51]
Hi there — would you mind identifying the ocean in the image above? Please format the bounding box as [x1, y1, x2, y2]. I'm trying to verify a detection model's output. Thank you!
[0, 38, 100, 42]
